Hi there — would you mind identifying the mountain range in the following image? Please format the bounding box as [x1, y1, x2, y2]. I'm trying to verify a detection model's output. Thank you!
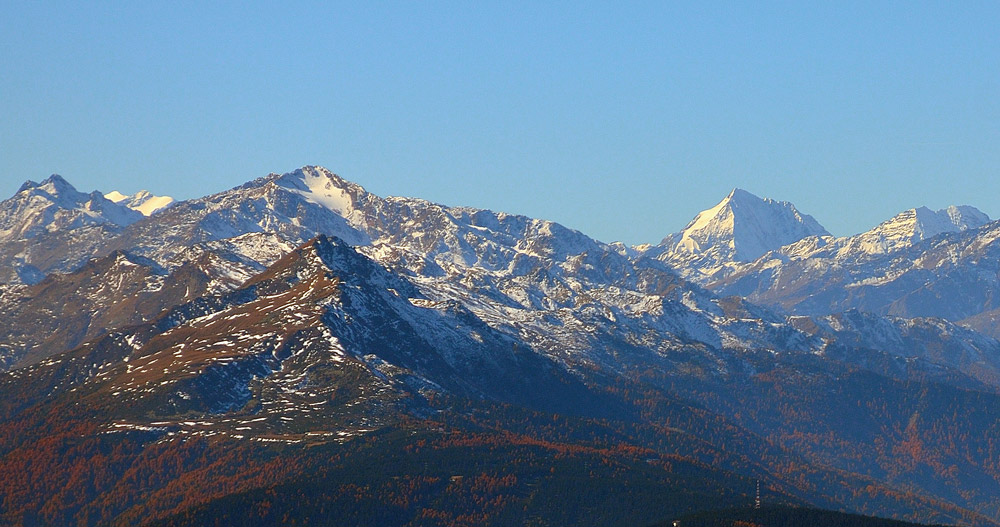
[2, 167, 1000, 526]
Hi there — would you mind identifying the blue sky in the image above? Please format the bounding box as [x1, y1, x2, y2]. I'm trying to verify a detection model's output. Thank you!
[2, 2, 998, 244]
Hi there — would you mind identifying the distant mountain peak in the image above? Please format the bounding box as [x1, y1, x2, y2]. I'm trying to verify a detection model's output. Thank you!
[941, 204, 990, 227]
[18, 174, 85, 202]
[271, 166, 366, 216]
[258, 166, 374, 237]
[19, 173, 69, 188]
[875, 204, 989, 237]
[837, 204, 991, 256]
[4, 172, 142, 224]
[670, 188, 830, 264]
[105, 189, 174, 216]
[726, 187, 756, 201]
[39, 173, 72, 187]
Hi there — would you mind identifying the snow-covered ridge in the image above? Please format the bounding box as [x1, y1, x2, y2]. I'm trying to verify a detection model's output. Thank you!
[6, 166, 1000, 392]
[708, 202, 997, 324]
[106, 190, 175, 216]
[645, 186, 993, 295]
[739, 204, 991, 265]
[0, 175, 141, 243]
[832, 205, 990, 257]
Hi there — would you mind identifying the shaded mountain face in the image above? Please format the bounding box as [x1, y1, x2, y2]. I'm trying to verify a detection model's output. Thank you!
[0, 232, 294, 370]
[0, 167, 685, 372]
[4, 169, 1000, 389]
[5, 168, 1000, 526]
[0, 234, 631, 477]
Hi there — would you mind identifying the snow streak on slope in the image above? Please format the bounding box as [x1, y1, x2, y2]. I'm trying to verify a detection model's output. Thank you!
[274, 168, 356, 215]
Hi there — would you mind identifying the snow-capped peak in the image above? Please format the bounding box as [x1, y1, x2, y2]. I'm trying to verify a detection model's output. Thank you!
[18, 174, 90, 207]
[0, 174, 143, 248]
[105, 189, 174, 216]
[937, 205, 989, 232]
[911, 205, 990, 237]
[272, 166, 363, 216]
[262, 166, 373, 236]
[837, 205, 991, 256]
[670, 188, 830, 263]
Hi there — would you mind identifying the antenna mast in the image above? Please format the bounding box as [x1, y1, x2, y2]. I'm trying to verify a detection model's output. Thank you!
[755, 480, 761, 509]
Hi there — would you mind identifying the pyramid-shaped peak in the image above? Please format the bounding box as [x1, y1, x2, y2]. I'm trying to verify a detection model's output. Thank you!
[39, 174, 82, 197]
[40, 174, 72, 186]
[726, 187, 760, 201]
[723, 188, 797, 210]
[720, 188, 790, 212]
[18, 174, 79, 195]
[15, 174, 89, 205]
[671, 188, 830, 262]
[247, 233, 388, 293]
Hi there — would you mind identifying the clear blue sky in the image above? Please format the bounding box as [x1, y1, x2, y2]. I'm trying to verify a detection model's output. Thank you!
[2, 2, 999, 244]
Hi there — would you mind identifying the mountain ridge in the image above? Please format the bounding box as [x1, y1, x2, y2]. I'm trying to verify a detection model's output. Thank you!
[3, 167, 1000, 526]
